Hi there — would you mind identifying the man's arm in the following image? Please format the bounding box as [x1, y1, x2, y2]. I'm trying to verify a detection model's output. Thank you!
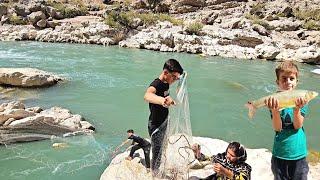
[114, 139, 130, 153]
[144, 86, 167, 106]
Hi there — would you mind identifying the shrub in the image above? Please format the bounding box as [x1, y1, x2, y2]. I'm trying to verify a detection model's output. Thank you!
[8, 14, 27, 25]
[112, 31, 126, 44]
[245, 13, 272, 30]
[294, 8, 320, 21]
[158, 13, 183, 25]
[303, 20, 320, 31]
[185, 21, 203, 35]
[250, 2, 266, 17]
[46, 0, 88, 18]
[104, 10, 183, 29]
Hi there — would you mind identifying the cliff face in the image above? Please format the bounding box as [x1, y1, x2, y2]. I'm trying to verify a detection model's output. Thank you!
[1, 0, 320, 64]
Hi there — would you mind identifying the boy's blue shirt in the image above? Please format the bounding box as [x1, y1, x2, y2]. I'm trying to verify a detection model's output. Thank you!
[271, 105, 309, 160]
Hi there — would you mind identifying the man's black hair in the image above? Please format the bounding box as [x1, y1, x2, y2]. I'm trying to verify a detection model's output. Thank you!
[163, 59, 184, 75]
[227, 142, 247, 162]
[127, 129, 134, 133]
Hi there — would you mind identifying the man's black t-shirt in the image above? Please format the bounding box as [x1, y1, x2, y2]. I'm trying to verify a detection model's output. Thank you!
[148, 78, 169, 133]
[128, 134, 150, 147]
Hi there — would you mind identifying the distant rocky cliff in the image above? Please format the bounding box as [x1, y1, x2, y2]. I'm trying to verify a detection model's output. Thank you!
[1, 0, 319, 64]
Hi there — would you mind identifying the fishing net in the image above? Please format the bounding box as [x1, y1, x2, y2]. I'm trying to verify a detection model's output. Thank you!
[0, 135, 109, 179]
[156, 72, 194, 179]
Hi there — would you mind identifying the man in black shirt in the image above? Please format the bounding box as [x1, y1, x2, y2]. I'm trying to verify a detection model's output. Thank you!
[144, 59, 184, 175]
[113, 129, 151, 169]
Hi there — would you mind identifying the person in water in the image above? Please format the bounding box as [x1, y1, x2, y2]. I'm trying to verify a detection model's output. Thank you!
[114, 129, 151, 169]
[265, 61, 310, 180]
[144, 58, 184, 176]
[204, 141, 251, 180]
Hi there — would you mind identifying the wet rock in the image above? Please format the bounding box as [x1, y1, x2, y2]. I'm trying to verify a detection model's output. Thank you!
[0, 102, 95, 144]
[0, 68, 63, 87]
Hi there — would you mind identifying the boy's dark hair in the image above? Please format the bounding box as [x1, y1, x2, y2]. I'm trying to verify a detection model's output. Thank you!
[227, 142, 247, 162]
[275, 61, 299, 80]
[163, 59, 184, 75]
[127, 129, 134, 133]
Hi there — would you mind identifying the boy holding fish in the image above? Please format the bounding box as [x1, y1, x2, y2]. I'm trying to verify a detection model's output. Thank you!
[247, 61, 318, 180]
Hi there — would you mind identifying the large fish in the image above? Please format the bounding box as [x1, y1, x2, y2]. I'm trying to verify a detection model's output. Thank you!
[246, 90, 318, 119]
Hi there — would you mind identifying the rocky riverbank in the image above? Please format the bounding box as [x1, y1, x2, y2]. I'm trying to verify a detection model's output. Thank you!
[0, 101, 95, 144]
[0, 0, 319, 64]
[100, 137, 320, 180]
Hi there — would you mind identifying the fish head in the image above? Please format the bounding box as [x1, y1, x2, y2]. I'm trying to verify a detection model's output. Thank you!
[306, 91, 318, 101]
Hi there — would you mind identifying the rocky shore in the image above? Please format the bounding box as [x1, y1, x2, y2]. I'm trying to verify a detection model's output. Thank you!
[0, 0, 319, 64]
[0, 68, 63, 87]
[0, 101, 95, 144]
[0, 68, 93, 144]
[100, 137, 320, 180]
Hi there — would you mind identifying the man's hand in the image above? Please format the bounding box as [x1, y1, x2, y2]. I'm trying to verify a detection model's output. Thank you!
[164, 96, 175, 107]
[265, 97, 279, 110]
[295, 97, 307, 109]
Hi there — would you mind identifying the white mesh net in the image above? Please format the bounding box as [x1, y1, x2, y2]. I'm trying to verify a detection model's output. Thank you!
[157, 72, 194, 179]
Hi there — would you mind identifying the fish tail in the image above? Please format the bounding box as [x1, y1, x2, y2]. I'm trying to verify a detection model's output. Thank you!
[245, 102, 256, 119]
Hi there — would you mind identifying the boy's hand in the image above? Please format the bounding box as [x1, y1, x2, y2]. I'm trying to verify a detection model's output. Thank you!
[295, 97, 307, 109]
[265, 97, 279, 110]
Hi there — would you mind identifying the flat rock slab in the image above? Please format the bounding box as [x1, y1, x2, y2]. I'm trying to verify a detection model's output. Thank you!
[0, 101, 95, 144]
[0, 68, 63, 87]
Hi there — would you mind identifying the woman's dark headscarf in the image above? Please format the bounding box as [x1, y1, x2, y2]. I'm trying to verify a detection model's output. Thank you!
[226, 142, 247, 163]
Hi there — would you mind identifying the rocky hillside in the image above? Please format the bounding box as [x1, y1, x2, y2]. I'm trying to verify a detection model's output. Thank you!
[0, 0, 320, 64]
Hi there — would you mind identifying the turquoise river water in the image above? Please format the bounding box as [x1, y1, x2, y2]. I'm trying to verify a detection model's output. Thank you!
[0, 41, 319, 180]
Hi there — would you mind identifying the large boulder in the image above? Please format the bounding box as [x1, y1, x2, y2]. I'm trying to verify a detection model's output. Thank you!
[294, 46, 320, 64]
[27, 11, 46, 25]
[100, 137, 320, 180]
[268, 19, 301, 31]
[14, 4, 31, 17]
[218, 36, 263, 48]
[255, 44, 280, 60]
[0, 102, 95, 144]
[0, 68, 63, 87]
[0, 4, 8, 17]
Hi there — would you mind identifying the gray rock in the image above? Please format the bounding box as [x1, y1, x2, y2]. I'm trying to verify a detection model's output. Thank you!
[26, 107, 43, 113]
[0, 101, 95, 144]
[132, 0, 147, 9]
[130, 18, 143, 29]
[14, 4, 31, 17]
[27, 3, 43, 12]
[256, 44, 280, 60]
[0, 4, 8, 17]
[28, 11, 46, 24]
[0, 68, 63, 87]
[0, 109, 35, 125]
[295, 46, 320, 64]
[3, 118, 15, 126]
[252, 24, 270, 36]
[36, 19, 47, 28]
[268, 19, 301, 31]
[202, 12, 218, 25]
[175, 0, 206, 7]
[0, 101, 25, 112]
